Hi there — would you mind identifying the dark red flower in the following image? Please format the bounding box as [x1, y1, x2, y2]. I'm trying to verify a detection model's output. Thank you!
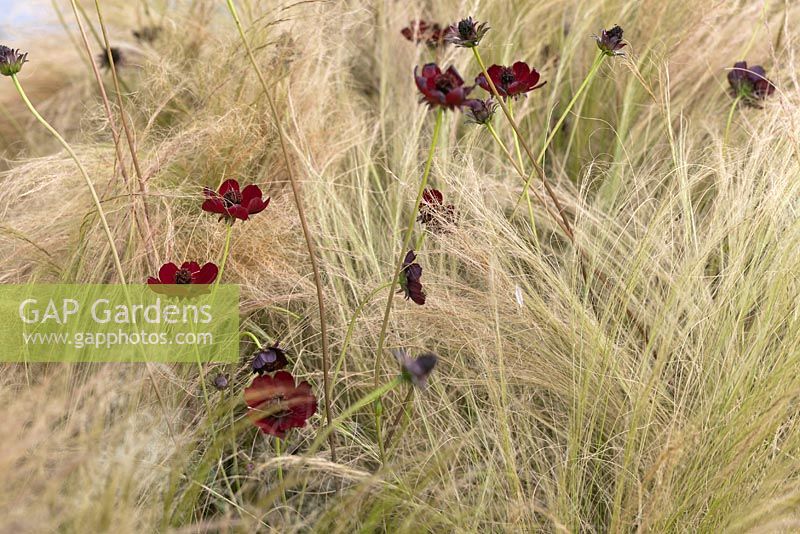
[594, 25, 626, 56]
[418, 188, 456, 232]
[728, 61, 775, 105]
[415, 63, 473, 109]
[476, 62, 546, 99]
[398, 250, 425, 305]
[445, 17, 489, 48]
[391, 348, 438, 390]
[147, 261, 218, 296]
[401, 20, 445, 47]
[202, 179, 269, 222]
[244, 371, 317, 438]
[252, 344, 289, 374]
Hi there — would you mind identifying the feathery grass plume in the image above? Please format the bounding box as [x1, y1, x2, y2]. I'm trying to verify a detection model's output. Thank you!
[2, 1, 800, 531]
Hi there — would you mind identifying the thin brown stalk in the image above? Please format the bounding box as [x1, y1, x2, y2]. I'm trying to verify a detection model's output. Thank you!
[225, 0, 336, 462]
[472, 47, 574, 239]
[92, 0, 160, 269]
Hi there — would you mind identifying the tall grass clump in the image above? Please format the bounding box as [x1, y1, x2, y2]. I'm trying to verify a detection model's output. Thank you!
[0, 0, 799, 531]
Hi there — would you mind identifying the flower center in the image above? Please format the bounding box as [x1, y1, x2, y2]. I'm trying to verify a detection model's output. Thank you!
[435, 75, 455, 93]
[175, 268, 193, 284]
[267, 395, 291, 418]
[223, 190, 242, 207]
[500, 68, 515, 87]
[458, 20, 473, 38]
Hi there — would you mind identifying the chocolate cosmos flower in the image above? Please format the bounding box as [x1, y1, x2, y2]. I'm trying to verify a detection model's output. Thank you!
[415, 63, 473, 109]
[0, 45, 28, 76]
[594, 26, 626, 56]
[418, 188, 456, 232]
[391, 348, 438, 390]
[465, 98, 497, 124]
[147, 261, 218, 296]
[99, 47, 124, 70]
[213, 374, 230, 391]
[202, 179, 269, 222]
[476, 62, 546, 99]
[252, 344, 289, 374]
[445, 17, 489, 48]
[244, 371, 317, 438]
[401, 20, 445, 47]
[133, 26, 162, 43]
[728, 61, 775, 105]
[399, 250, 426, 305]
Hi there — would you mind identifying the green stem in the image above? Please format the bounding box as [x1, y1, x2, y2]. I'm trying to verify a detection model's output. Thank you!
[472, 47, 573, 239]
[11, 74, 126, 284]
[372, 107, 443, 456]
[508, 99, 526, 172]
[486, 122, 540, 247]
[513, 52, 605, 217]
[241, 330, 262, 347]
[274, 437, 286, 504]
[723, 95, 742, 148]
[384, 387, 414, 451]
[225, 0, 336, 462]
[215, 222, 234, 288]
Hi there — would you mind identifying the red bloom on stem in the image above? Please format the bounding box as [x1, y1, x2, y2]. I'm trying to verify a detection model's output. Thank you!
[401, 20, 445, 47]
[147, 261, 218, 296]
[398, 250, 426, 305]
[418, 188, 456, 232]
[476, 62, 546, 99]
[202, 179, 269, 222]
[415, 63, 473, 110]
[244, 371, 317, 438]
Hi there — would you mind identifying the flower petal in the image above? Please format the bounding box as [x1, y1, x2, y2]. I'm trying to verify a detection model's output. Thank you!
[182, 261, 201, 273]
[193, 262, 219, 285]
[241, 184, 263, 205]
[228, 205, 249, 221]
[444, 65, 464, 85]
[201, 198, 225, 214]
[512, 61, 530, 79]
[158, 262, 179, 284]
[246, 196, 269, 215]
[421, 63, 441, 78]
[218, 179, 240, 197]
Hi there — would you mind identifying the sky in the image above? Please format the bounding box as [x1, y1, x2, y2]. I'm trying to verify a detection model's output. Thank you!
[0, 0, 57, 40]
